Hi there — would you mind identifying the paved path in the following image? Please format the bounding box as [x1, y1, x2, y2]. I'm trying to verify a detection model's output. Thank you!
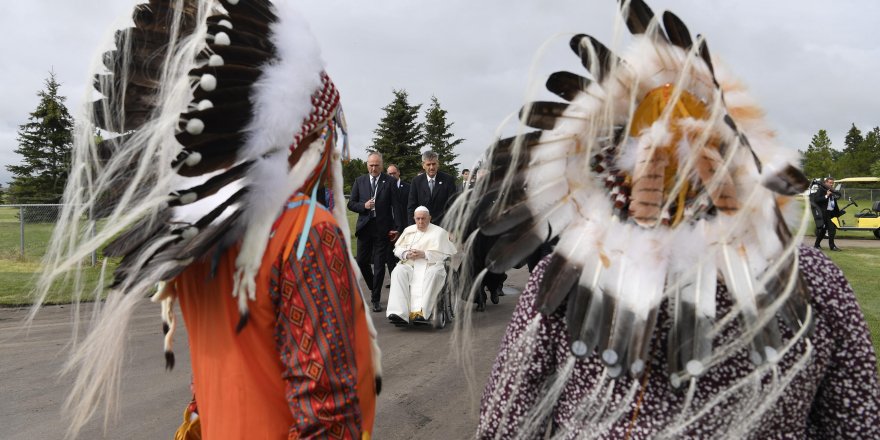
[0, 268, 530, 439]
[802, 236, 880, 249]
[2, 239, 876, 439]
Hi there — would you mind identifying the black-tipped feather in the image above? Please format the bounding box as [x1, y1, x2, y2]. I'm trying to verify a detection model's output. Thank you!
[762, 164, 809, 195]
[178, 102, 254, 134]
[103, 210, 172, 257]
[590, 290, 617, 354]
[536, 253, 581, 315]
[479, 199, 536, 237]
[190, 65, 264, 87]
[604, 308, 636, 367]
[206, 25, 275, 53]
[626, 309, 658, 376]
[221, 0, 277, 23]
[620, 0, 656, 35]
[569, 34, 617, 82]
[546, 71, 592, 101]
[520, 101, 572, 131]
[235, 311, 250, 333]
[175, 152, 239, 177]
[208, 12, 272, 36]
[165, 351, 175, 370]
[662, 11, 693, 50]
[201, 44, 274, 67]
[565, 285, 595, 358]
[485, 227, 545, 274]
[696, 36, 716, 77]
[180, 202, 246, 258]
[167, 161, 252, 207]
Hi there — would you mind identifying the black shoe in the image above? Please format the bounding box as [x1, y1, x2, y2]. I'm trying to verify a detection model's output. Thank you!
[388, 314, 407, 325]
[371, 302, 383, 312]
[830, 247, 842, 252]
[813, 244, 821, 249]
[490, 287, 501, 305]
[476, 302, 485, 312]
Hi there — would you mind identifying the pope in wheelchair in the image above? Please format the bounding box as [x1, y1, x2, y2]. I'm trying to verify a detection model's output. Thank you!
[387, 206, 456, 325]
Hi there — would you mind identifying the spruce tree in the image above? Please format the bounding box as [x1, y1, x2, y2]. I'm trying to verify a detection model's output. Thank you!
[6, 72, 74, 205]
[839, 123, 873, 177]
[800, 129, 835, 180]
[370, 90, 424, 180]
[423, 96, 464, 177]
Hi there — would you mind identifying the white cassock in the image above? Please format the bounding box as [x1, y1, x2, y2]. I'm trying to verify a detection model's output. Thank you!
[386, 223, 457, 323]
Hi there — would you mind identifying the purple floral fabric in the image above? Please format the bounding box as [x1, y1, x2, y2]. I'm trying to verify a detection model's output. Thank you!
[479, 246, 880, 439]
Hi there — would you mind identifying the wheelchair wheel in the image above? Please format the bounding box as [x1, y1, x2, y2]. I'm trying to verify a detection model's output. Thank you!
[432, 285, 450, 329]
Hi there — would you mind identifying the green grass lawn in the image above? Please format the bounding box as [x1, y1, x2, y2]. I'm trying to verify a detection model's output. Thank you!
[825, 248, 880, 347]
[0, 207, 56, 261]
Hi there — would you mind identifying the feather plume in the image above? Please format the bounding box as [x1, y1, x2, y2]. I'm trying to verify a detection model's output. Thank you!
[449, 2, 813, 421]
[32, 1, 381, 435]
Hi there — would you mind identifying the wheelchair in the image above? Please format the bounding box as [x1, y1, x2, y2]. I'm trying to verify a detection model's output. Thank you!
[389, 259, 455, 329]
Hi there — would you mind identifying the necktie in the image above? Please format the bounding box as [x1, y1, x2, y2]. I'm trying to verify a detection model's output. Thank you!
[370, 176, 377, 217]
[429, 178, 434, 195]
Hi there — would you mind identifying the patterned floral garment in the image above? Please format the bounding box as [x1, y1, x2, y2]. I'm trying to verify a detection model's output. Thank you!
[479, 246, 880, 439]
[272, 210, 365, 439]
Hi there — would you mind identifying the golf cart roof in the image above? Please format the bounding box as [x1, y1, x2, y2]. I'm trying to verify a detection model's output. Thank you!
[836, 177, 880, 183]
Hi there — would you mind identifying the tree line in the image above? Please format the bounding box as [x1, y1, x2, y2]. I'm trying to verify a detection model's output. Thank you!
[801, 124, 880, 180]
[4, 75, 467, 205]
[341, 89, 464, 193]
[24, 73, 877, 207]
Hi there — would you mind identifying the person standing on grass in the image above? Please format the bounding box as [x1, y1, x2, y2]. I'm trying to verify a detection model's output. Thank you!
[810, 176, 843, 251]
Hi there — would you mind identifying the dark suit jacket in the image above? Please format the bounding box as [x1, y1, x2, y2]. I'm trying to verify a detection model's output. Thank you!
[347, 173, 403, 236]
[407, 171, 458, 226]
[810, 187, 841, 224]
[395, 179, 411, 225]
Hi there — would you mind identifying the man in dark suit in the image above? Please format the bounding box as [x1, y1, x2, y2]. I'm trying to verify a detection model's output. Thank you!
[457, 168, 470, 192]
[347, 152, 404, 311]
[810, 176, 842, 251]
[385, 164, 409, 276]
[407, 151, 458, 226]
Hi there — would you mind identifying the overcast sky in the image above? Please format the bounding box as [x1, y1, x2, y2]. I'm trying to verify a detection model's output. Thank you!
[2, 0, 878, 186]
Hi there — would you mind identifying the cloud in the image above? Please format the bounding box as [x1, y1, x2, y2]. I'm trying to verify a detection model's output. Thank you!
[1, 0, 877, 185]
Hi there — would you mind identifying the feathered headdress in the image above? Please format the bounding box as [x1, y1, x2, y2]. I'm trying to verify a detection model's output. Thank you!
[449, 0, 812, 429]
[32, 0, 378, 434]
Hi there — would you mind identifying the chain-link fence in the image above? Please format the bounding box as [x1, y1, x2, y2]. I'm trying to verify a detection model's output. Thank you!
[0, 204, 96, 264]
[839, 188, 880, 208]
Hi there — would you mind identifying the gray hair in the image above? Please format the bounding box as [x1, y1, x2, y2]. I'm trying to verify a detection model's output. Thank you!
[421, 150, 439, 162]
[367, 151, 383, 162]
